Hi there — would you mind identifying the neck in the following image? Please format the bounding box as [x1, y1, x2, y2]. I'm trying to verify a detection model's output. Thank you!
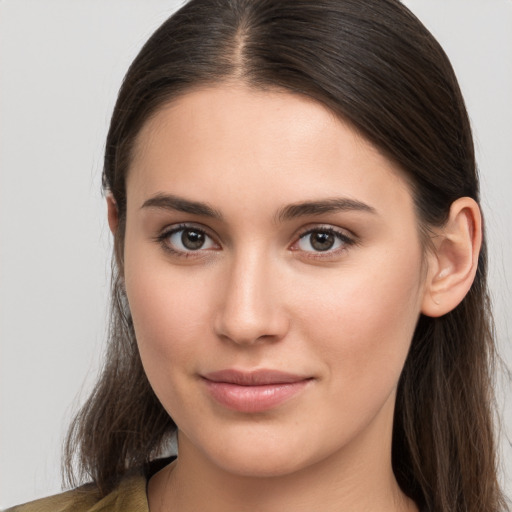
[148, 399, 417, 512]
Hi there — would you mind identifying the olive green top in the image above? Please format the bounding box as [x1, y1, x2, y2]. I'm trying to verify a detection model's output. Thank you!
[5, 473, 149, 512]
[4, 458, 176, 512]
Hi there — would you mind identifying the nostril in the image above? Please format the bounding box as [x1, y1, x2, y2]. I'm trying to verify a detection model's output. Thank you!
[214, 302, 290, 346]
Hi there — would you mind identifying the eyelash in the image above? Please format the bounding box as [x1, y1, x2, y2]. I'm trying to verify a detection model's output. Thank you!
[292, 226, 357, 258]
[155, 223, 357, 259]
[155, 223, 219, 258]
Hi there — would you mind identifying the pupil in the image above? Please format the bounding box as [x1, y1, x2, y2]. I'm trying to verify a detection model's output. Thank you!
[311, 232, 334, 251]
[182, 229, 205, 250]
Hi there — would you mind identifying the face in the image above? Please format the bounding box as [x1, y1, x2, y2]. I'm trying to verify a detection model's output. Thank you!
[122, 84, 429, 478]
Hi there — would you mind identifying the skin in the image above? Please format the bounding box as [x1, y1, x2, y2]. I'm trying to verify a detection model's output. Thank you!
[111, 83, 481, 512]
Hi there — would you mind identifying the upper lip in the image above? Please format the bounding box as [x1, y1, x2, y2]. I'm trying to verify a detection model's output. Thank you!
[202, 369, 311, 386]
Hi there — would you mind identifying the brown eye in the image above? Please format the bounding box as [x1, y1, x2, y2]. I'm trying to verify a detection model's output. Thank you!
[181, 229, 206, 250]
[295, 228, 354, 254]
[163, 226, 218, 253]
[309, 231, 335, 251]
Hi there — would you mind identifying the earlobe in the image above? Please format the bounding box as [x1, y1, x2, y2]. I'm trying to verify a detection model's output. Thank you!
[421, 197, 482, 317]
[107, 194, 119, 234]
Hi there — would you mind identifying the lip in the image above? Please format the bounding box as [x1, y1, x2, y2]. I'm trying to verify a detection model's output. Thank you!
[201, 369, 313, 413]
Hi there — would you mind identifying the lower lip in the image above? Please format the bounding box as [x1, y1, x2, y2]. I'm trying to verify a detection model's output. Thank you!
[202, 379, 312, 413]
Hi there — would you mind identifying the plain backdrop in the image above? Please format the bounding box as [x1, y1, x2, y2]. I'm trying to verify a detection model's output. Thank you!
[1, 0, 511, 508]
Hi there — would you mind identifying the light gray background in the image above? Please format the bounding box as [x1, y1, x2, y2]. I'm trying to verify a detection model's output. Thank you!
[1, 0, 511, 508]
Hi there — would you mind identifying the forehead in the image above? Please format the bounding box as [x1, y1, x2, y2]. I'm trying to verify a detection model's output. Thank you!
[127, 84, 413, 217]
[132, 84, 347, 167]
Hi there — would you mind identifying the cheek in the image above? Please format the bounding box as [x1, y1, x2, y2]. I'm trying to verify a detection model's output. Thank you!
[124, 261, 219, 423]
[295, 249, 424, 394]
[123, 251, 214, 375]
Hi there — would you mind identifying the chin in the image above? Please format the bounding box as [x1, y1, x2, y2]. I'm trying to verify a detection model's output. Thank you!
[187, 425, 343, 480]
[178, 424, 313, 478]
[209, 448, 310, 478]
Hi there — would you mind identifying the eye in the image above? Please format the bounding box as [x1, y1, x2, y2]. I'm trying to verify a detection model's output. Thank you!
[158, 224, 219, 254]
[293, 227, 355, 254]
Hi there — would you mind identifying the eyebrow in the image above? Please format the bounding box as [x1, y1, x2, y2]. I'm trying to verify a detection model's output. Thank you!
[276, 198, 377, 222]
[141, 193, 223, 219]
[141, 193, 376, 222]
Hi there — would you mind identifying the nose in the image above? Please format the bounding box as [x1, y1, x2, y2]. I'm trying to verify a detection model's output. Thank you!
[213, 249, 290, 346]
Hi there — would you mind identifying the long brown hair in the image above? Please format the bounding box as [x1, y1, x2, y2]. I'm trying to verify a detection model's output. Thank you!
[64, 1, 509, 510]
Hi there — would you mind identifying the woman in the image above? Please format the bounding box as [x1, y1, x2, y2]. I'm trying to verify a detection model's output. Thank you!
[7, 0, 509, 511]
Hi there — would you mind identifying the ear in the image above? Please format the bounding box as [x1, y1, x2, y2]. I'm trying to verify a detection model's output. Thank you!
[421, 197, 482, 317]
[107, 194, 119, 234]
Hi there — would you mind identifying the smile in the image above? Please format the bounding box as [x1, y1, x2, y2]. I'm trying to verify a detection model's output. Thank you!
[201, 369, 313, 413]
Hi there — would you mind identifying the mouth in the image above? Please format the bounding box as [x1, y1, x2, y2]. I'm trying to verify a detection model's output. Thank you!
[201, 369, 314, 413]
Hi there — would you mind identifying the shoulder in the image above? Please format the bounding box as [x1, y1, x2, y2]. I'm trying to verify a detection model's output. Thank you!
[4, 485, 100, 512]
[4, 474, 148, 512]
